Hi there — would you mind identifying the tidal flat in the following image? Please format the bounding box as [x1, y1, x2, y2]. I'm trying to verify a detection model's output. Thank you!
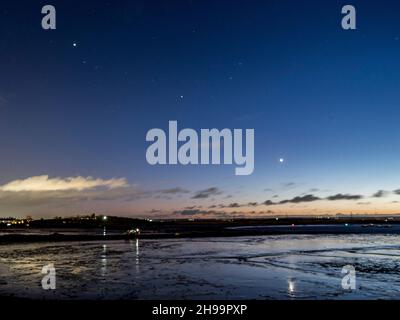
[0, 233, 399, 300]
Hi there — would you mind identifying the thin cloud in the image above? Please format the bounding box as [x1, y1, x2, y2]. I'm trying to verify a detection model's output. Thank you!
[263, 200, 276, 206]
[192, 187, 222, 199]
[173, 209, 228, 217]
[184, 205, 198, 210]
[263, 192, 363, 205]
[158, 187, 190, 194]
[282, 182, 297, 189]
[173, 209, 203, 215]
[279, 194, 321, 204]
[228, 203, 241, 208]
[263, 194, 320, 205]
[326, 193, 363, 201]
[372, 190, 388, 198]
[148, 209, 162, 214]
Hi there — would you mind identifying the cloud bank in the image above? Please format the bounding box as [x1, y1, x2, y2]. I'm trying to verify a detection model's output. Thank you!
[0, 175, 128, 192]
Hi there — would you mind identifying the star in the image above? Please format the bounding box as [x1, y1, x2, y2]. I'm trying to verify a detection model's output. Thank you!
[279, 158, 284, 163]
[73, 42, 77, 47]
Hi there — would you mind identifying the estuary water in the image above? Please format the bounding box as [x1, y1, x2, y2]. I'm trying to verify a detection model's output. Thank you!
[0, 233, 399, 300]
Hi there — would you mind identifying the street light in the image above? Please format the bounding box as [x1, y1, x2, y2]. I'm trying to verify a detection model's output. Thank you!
[102, 215, 108, 236]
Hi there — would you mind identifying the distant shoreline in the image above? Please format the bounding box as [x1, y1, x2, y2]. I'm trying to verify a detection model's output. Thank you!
[1, 223, 400, 244]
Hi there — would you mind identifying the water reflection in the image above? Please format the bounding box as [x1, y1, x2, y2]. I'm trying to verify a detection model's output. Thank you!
[288, 279, 295, 296]
[101, 244, 107, 277]
[135, 239, 140, 273]
[128, 239, 140, 274]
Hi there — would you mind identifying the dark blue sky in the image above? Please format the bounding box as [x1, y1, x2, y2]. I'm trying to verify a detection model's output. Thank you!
[1, 0, 400, 217]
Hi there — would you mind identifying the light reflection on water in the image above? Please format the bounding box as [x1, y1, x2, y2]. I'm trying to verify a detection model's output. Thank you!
[0, 234, 399, 300]
[101, 244, 107, 277]
[288, 279, 295, 296]
[129, 239, 140, 274]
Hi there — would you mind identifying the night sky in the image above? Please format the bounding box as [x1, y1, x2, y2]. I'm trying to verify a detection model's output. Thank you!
[1, 0, 400, 218]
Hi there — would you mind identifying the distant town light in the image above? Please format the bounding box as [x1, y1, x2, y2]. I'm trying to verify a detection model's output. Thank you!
[127, 228, 141, 235]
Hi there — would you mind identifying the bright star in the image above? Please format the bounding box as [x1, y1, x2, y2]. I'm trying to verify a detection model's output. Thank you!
[279, 158, 284, 163]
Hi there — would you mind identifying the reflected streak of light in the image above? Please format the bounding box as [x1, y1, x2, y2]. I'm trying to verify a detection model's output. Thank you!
[288, 280, 295, 294]
[135, 239, 140, 273]
[101, 244, 107, 276]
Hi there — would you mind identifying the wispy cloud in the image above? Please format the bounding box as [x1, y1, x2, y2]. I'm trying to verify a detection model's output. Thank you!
[173, 209, 229, 217]
[282, 182, 297, 189]
[372, 190, 388, 198]
[158, 187, 190, 194]
[227, 202, 241, 208]
[192, 187, 222, 199]
[279, 194, 321, 204]
[263, 192, 363, 206]
[326, 193, 363, 201]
